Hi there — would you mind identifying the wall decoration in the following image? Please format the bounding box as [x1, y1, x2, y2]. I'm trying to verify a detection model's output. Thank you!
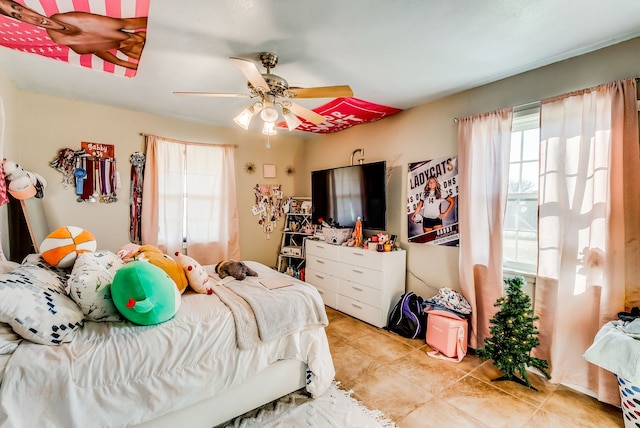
[407, 155, 459, 246]
[50, 148, 81, 187]
[263, 164, 276, 178]
[251, 184, 284, 239]
[0, 0, 150, 78]
[81, 141, 115, 158]
[244, 162, 256, 174]
[285, 165, 296, 176]
[49, 145, 120, 203]
[129, 152, 145, 244]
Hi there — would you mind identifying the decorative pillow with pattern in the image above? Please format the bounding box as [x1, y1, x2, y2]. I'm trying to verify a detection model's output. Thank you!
[67, 251, 125, 322]
[21, 253, 71, 288]
[0, 265, 84, 345]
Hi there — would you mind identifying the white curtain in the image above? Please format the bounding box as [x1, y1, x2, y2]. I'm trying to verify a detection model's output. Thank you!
[534, 78, 640, 405]
[141, 135, 240, 265]
[457, 108, 513, 348]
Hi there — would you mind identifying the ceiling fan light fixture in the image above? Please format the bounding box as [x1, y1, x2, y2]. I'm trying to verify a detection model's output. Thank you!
[260, 101, 279, 123]
[262, 121, 277, 136]
[282, 108, 302, 131]
[233, 102, 263, 130]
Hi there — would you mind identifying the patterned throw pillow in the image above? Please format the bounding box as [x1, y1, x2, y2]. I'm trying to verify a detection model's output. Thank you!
[0, 265, 84, 345]
[67, 251, 125, 322]
[21, 253, 71, 289]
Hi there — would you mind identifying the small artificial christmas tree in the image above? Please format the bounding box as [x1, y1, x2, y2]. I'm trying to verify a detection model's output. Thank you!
[477, 275, 551, 390]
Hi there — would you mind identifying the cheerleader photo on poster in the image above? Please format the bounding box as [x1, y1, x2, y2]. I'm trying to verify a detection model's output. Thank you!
[407, 156, 459, 246]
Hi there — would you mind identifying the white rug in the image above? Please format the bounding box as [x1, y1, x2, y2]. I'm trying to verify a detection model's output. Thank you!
[218, 382, 397, 428]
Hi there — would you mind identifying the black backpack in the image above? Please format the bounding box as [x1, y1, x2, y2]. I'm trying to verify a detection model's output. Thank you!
[387, 292, 426, 339]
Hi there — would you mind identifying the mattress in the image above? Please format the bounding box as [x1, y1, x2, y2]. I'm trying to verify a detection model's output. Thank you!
[0, 268, 334, 428]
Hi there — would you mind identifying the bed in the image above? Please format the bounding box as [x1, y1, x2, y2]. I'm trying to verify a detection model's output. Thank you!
[0, 258, 335, 428]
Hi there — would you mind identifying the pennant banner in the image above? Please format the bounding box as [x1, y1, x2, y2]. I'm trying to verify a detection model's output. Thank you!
[278, 97, 402, 134]
[0, 0, 150, 77]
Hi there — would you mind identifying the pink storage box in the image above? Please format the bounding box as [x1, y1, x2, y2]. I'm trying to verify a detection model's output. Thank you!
[426, 313, 468, 358]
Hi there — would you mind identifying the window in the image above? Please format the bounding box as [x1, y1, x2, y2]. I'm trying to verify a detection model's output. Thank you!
[142, 136, 240, 264]
[504, 106, 540, 274]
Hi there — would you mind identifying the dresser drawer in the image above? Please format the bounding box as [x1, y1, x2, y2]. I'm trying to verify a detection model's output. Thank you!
[307, 256, 340, 276]
[313, 284, 337, 308]
[305, 267, 338, 292]
[305, 240, 339, 260]
[338, 279, 382, 308]
[338, 247, 383, 271]
[337, 263, 383, 290]
[336, 295, 384, 328]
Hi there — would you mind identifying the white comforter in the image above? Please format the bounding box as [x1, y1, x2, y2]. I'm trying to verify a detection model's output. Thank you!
[0, 279, 334, 428]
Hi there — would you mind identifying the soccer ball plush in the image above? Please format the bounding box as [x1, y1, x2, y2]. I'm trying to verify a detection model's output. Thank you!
[40, 226, 97, 268]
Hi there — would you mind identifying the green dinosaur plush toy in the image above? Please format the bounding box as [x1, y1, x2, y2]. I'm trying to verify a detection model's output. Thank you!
[111, 261, 181, 325]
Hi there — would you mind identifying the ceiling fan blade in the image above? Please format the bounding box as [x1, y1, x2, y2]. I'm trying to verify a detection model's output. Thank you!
[287, 85, 353, 99]
[173, 91, 250, 98]
[288, 102, 326, 125]
[229, 57, 269, 91]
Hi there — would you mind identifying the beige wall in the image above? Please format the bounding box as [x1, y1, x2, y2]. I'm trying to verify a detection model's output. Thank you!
[2, 91, 305, 266]
[1, 36, 639, 294]
[300, 36, 640, 299]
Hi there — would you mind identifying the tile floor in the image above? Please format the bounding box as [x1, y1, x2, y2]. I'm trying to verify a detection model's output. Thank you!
[325, 307, 624, 428]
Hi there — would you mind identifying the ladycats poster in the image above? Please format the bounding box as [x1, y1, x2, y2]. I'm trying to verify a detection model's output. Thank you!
[407, 155, 459, 246]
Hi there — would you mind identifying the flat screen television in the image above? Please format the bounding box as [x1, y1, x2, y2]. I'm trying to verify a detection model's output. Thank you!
[311, 161, 386, 230]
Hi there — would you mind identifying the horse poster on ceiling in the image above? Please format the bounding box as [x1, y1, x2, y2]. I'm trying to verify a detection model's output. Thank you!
[0, 0, 149, 77]
[407, 155, 459, 246]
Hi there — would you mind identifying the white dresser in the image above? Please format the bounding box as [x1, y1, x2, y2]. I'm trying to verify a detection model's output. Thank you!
[305, 239, 406, 328]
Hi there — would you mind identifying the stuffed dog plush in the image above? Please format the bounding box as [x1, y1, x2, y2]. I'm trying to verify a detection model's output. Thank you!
[214, 260, 258, 281]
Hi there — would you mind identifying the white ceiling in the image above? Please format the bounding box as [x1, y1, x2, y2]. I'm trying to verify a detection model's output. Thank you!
[1, 0, 640, 137]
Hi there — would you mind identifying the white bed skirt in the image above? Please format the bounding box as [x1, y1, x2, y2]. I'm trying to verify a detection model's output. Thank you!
[135, 359, 307, 428]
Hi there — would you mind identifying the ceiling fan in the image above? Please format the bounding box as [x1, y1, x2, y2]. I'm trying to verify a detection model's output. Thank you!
[174, 52, 353, 134]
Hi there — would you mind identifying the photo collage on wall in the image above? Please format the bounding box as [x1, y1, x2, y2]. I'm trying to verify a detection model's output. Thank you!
[407, 155, 459, 246]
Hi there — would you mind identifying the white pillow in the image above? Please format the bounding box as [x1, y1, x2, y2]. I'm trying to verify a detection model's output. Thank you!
[67, 251, 125, 322]
[0, 265, 84, 345]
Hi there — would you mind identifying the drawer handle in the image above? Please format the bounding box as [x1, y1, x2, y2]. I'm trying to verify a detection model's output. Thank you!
[318, 289, 324, 295]
[316, 260, 325, 264]
[352, 286, 364, 292]
[351, 303, 363, 309]
[352, 252, 364, 257]
[352, 269, 364, 274]
[314, 274, 325, 279]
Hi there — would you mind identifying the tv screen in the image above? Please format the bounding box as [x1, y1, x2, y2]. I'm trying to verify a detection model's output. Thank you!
[311, 161, 386, 230]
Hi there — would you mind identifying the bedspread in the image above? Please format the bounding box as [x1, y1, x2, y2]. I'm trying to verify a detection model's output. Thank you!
[0, 284, 334, 428]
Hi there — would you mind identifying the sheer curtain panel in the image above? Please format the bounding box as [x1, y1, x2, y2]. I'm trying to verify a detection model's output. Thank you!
[457, 108, 513, 348]
[535, 78, 640, 405]
[141, 135, 240, 265]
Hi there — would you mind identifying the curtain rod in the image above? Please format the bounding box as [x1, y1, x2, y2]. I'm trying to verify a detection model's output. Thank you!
[139, 132, 239, 148]
[453, 100, 540, 123]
